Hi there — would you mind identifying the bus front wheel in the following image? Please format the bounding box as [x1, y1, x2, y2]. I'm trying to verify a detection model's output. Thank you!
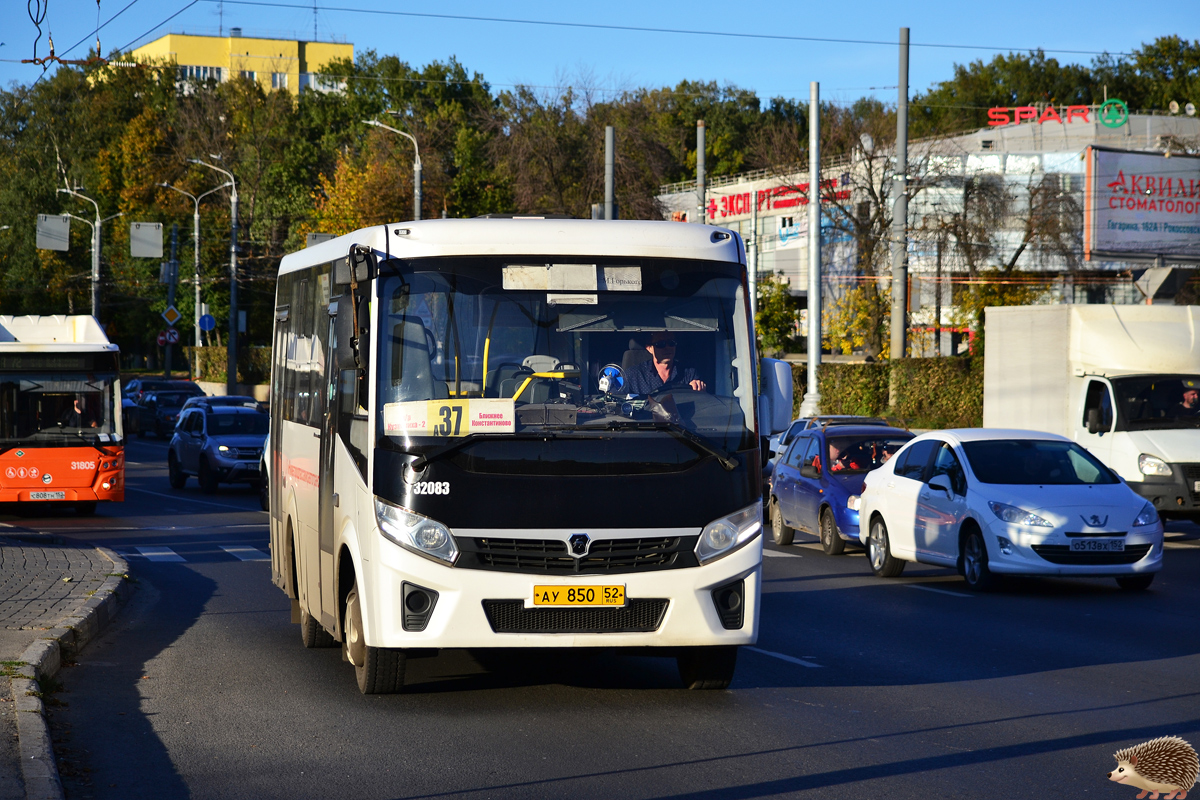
[344, 585, 405, 694]
[677, 646, 738, 690]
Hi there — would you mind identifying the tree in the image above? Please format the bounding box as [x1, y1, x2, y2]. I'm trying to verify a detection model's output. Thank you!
[755, 276, 799, 355]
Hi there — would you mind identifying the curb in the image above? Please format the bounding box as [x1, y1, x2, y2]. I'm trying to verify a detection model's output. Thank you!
[9, 545, 130, 800]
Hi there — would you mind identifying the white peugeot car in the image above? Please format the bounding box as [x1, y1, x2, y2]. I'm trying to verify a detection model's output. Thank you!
[853, 429, 1164, 591]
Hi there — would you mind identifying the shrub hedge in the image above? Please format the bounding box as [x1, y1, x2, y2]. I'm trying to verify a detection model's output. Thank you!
[185, 346, 273, 385]
[794, 356, 983, 429]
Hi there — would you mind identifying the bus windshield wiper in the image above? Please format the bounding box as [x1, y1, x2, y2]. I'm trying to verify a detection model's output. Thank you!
[603, 420, 739, 471]
[409, 431, 555, 472]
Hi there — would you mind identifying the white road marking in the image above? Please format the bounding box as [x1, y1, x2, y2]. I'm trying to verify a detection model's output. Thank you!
[220, 546, 270, 561]
[745, 646, 822, 668]
[762, 550, 802, 558]
[136, 546, 185, 562]
[906, 584, 973, 598]
[127, 486, 263, 512]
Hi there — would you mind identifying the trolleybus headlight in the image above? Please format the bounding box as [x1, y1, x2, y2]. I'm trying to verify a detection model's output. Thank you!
[374, 497, 459, 565]
[695, 503, 762, 565]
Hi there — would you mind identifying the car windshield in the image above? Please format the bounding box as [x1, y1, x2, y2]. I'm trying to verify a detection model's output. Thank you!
[154, 393, 190, 407]
[374, 256, 755, 453]
[1112, 375, 1200, 430]
[961, 439, 1118, 485]
[207, 413, 269, 436]
[826, 434, 912, 474]
[0, 372, 117, 444]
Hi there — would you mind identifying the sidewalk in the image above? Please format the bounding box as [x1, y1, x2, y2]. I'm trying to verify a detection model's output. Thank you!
[1, 534, 129, 800]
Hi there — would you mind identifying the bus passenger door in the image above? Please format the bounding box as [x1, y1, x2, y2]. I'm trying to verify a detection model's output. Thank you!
[318, 303, 339, 630]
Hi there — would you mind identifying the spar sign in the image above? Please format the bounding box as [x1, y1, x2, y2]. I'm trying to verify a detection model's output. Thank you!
[1084, 145, 1200, 260]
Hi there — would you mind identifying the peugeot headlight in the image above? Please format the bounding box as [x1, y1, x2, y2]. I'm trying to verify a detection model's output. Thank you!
[374, 497, 458, 564]
[1133, 501, 1159, 527]
[695, 503, 762, 565]
[847, 495, 861, 511]
[1138, 454, 1172, 477]
[988, 501, 1053, 528]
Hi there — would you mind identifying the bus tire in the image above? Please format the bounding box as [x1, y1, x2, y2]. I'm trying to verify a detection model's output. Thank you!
[75, 501, 97, 516]
[198, 459, 218, 494]
[677, 646, 738, 690]
[299, 607, 336, 648]
[345, 585, 405, 694]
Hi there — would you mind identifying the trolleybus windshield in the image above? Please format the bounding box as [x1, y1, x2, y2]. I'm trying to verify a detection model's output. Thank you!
[375, 256, 756, 459]
[0, 369, 118, 447]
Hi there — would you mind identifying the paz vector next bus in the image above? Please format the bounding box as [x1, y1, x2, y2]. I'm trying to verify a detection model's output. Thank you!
[0, 315, 124, 513]
[265, 218, 793, 693]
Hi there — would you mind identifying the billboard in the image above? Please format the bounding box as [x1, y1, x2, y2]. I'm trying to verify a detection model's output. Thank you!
[1084, 145, 1200, 261]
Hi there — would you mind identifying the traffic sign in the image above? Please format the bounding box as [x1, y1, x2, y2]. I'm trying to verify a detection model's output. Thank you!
[156, 331, 167, 347]
[162, 305, 182, 326]
[199, 313, 216, 332]
[166, 328, 180, 344]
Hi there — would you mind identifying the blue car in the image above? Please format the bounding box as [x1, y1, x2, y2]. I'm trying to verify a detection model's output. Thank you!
[769, 424, 914, 554]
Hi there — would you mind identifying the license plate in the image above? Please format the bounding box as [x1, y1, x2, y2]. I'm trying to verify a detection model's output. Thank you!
[1070, 539, 1125, 552]
[29, 491, 66, 500]
[532, 585, 625, 607]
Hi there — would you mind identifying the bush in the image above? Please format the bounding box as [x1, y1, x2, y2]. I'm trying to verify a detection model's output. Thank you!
[185, 346, 272, 384]
[793, 356, 983, 429]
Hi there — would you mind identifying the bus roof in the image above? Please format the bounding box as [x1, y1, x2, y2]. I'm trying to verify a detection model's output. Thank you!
[0, 315, 118, 352]
[278, 219, 745, 277]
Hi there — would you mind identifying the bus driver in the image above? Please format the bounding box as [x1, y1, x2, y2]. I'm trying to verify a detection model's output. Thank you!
[624, 331, 708, 395]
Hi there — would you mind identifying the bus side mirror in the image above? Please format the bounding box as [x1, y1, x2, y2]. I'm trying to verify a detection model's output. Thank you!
[335, 245, 376, 285]
[759, 358, 794, 435]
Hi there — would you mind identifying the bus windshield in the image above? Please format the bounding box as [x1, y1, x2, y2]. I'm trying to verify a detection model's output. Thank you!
[375, 256, 756, 454]
[0, 372, 118, 445]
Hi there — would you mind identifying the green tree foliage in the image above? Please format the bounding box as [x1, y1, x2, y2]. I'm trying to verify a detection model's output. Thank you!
[755, 276, 799, 355]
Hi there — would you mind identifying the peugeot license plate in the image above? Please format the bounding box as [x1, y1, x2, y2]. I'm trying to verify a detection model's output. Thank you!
[1070, 539, 1125, 552]
[29, 491, 66, 500]
[532, 585, 625, 606]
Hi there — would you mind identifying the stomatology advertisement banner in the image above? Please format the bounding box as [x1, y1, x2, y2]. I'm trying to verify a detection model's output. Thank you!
[1085, 146, 1200, 260]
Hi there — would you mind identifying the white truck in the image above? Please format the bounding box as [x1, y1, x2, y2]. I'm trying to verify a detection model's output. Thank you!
[984, 304, 1200, 520]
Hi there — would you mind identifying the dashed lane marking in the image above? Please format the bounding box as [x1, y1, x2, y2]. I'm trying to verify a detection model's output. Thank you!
[745, 646, 822, 668]
[220, 546, 270, 561]
[906, 584, 974, 598]
[136, 546, 186, 562]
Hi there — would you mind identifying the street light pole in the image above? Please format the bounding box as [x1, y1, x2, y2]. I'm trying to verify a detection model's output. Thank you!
[363, 119, 422, 220]
[189, 159, 238, 394]
[57, 188, 118, 319]
[159, 181, 233, 350]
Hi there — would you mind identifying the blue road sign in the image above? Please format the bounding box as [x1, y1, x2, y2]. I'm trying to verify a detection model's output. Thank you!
[199, 314, 217, 332]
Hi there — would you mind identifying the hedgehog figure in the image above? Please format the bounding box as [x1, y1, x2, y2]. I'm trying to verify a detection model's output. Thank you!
[1108, 736, 1199, 799]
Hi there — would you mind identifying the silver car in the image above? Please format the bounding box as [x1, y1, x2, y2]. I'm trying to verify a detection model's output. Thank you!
[168, 404, 268, 493]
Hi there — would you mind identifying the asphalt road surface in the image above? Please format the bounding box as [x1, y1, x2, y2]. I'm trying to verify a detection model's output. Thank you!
[13, 438, 1200, 799]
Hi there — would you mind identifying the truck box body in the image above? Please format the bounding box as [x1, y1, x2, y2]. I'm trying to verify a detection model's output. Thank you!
[984, 304, 1200, 517]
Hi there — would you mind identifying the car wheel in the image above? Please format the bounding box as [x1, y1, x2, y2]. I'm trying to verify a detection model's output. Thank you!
[344, 585, 405, 694]
[299, 606, 336, 648]
[770, 499, 795, 546]
[819, 508, 846, 556]
[1116, 574, 1154, 591]
[868, 517, 905, 578]
[198, 458, 219, 494]
[961, 527, 997, 591]
[168, 453, 187, 489]
[677, 646, 738, 690]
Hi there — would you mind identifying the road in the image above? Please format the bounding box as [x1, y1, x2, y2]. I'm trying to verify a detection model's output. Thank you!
[15, 438, 1200, 799]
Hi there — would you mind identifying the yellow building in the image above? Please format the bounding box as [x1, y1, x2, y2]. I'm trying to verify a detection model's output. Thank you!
[131, 30, 353, 94]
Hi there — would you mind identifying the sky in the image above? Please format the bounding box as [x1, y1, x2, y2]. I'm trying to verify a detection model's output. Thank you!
[0, 0, 1196, 108]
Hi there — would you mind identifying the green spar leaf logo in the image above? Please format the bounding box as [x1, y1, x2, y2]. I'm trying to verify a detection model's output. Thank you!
[1099, 99, 1129, 129]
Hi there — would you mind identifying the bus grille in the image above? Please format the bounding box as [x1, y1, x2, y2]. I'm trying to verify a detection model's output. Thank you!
[1031, 544, 1153, 565]
[459, 537, 698, 575]
[481, 599, 669, 634]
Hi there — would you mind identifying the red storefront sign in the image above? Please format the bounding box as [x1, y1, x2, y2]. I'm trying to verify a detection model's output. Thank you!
[707, 176, 851, 221]
[987, 105, 1091, 126]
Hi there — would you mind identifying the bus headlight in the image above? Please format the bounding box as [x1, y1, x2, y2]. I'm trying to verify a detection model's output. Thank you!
[695, 503, 762, 565]
[374, 497, 459, 565]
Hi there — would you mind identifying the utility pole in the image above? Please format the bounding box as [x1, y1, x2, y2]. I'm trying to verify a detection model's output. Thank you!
[695, 121, 706, 224]
[749, 196, 758, 321]
[190, 159, 239, 394]
[159, 180, 232, 351]
[164, 224, 179, 378]
[799, 82, 822, 417]
[935, 235, 943, 356]
[604, 125, 615, 220]
[889, 26, 910, 363]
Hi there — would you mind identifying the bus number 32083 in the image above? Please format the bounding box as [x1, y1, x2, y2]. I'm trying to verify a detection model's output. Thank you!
[412, 481, 450, 496]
